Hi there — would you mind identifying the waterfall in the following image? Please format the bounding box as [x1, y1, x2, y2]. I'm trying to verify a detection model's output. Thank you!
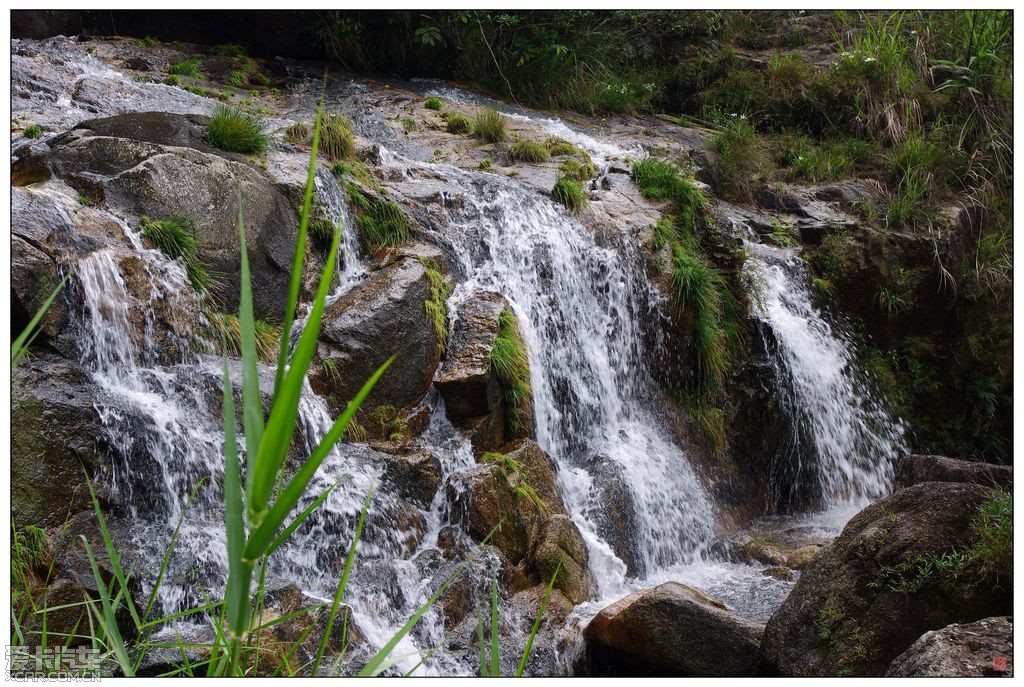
[741, 240, 904, 510]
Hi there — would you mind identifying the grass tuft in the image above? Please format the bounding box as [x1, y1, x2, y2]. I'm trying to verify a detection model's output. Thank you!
[23, 124, 42, 139]
[472, 108, 508, 143]
[491, 308, 532, 433]
[631, 158, 708, 231]
[559, 157, 597, 181]
[205, 311, 281, 362]
[345, 184, 412, 252]
[284, 121, 311, 145]
[205, 105, 269, 154]
[139, 215, 216, 296]
[424, 96, 444, 110]
[419, 257, 452, 347]
[320, 114, 356, 161]
[507, 139, 550, 163]
[551, 177, 587, 215]
[445, 112, 472, 135]
[167, 58, 203, 77]
[226, 70, 248, 88]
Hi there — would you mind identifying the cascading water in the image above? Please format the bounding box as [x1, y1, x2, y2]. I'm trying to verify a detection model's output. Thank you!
[741, 239, 905, 511]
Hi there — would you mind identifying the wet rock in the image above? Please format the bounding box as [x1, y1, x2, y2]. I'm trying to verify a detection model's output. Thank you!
[45, 120, 300, 318]
[457, 463, 531, 563]
[886, 616, 1013, 677]
[762, 566, 795, 582]
[743, 539, 788, 567]
[312, 256, 442, 416]
[260, 582, 366, 665]
[582, 582, 764, 676]
[785, 545, 821, 570]
[11, 234, 67, 344]
[529, 514, 595, 604]
[70, 112, 231, 158]
[509, 586, 575, 676]
[761, 482, 1012, 676]
[582, 456, 643, 577]
[894, 454, 1012, 490]
[377, 449, 442, 508]
[435, 290, 507, 419]
[12, 355, 104, 526]
[503, 439, 567, 514]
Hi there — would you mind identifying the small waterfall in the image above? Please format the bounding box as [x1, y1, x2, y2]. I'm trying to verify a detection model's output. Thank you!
[313, 168, 366, 300]
[742, 241, 904, 510]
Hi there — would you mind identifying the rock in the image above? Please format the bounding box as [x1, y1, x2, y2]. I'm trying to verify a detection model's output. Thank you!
[434, 290, 507, 419]
[378, 449, 441, 508]
[583, 582, 764, 676]
[581, 456, 643, 577]
[785, 545, 821, 570]
[743, 539, 787, 567]
[45, 116, 302, 318]
[761, 482, 1012, 676]
[529, 515, 595, 604]
[34, 579, 92, 647]
[886, 616, 1013, 677]
[11, 234, 67, 343]
[503, 439, 566, 514]
[457, 463, 531, 563]
[312, 256, 442, 416]
[12, 355, 104, 526]
[762, 566, 795, 582]
[894, 454, 1012, 490]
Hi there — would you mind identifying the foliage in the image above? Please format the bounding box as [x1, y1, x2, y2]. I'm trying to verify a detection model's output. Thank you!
[631, 158, 708, 233]
[204, 311, 281, 362]
[507, 138, 550, 163]
[477, 158, 493, 171]
[11, 278, 66, 365]
[419, 257, 451, 347]
[558, 157, 596, 181]
[445, 112, 472, 134]
[284, 121, 311, 144]
[139, 215, 215, 296]
[712, 117, 767, 201]
[472, 108, 508, 143]
[23, 124, 42, 139]
[344, 183, 412, 251]
[491, 308, 532, 433]
[544, 136, 583, 157]
[424, 96, 443, 110]
[551, 177, 587, 214]
[319, 114, 355, 161]
[167, 58, 202, 77]
[205, 105, 269, 154]
[227, 70, 248, 88]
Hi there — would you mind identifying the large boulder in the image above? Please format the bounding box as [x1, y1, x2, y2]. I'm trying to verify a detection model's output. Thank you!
[44, 114, 301, 318]
[886, 616, 1013, 677]
[582, 582, 764, 676]
[311, 255, 442, 416]
[894, 454, 1012, 490]
[12, 354, 105, 526]
[761, 482, 1012, 676]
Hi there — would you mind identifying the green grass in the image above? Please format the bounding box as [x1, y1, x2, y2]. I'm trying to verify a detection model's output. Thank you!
[226, 70, 248, 88]
[139, 215, 215, 296]
[420, 257, 451, 347]
[284, 121, 311, 144]
[551, 177, 587, 215]
[671, 243, 731, 389]
[424, 96, 443, 110]
[491, 308, 532, 433]
[544, 136, 583, 157]
[472, 108, 508, 143]
[631, 158, 708, 231]
[320, 114, 355, 161]
[507, 139, 550, 163]
[167, 58, 202, 77]
[23, 124, 42, 139]
[445, 112, 471, 135]
[477, 158, 493, 171]
[205, 311, 281, 362]
[205, 105, 269, 154]
[215, 43, 247, 57]
[345, 184, 412, 252]
[163, 74, 180, 86]
[558, 157, 597, 181]
[712, 117, 766, 201]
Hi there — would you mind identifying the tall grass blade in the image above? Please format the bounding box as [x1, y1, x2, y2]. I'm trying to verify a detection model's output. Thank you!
[489, 574, 500, 676]
[12, 276, 67, 364]
[235, 194, 264, 502]
[221, 354, 249, 674]
[81, 538, 134, 676]
[515, 559, 561, 676]
[312, 484, 374, 675]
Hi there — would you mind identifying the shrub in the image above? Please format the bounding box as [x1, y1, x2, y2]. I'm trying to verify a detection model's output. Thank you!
[507, 139, 550, 163]
[139, 215, 215, 295]
[491, 309, 532, 432]
[472, 107, 508, 143]
[345, 184, 412, 251]
[559, 157, 597, 181]
[167, 58, 202, 77]
[445, 112, 471, 134]
[320, 114, 355, 161]
[551, 177, 587, 214]
[424, 96, 443, 110]
[205, 105, 269, 154]
[713, 117, 766, 201]
[23, 124, 42, 139]
[226, 70, 248, 88]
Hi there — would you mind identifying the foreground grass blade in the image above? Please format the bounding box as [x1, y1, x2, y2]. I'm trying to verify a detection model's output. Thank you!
[81, 538, 133, 676]
[489, 575, 500, 677]
[244, 355, 393, 559]
[236, 194, 264, 503]
[12, 276, 67, 364]
[275, 95, 325, 395]
[477, 612, 486, 677]
[515, 559, 562, 677]
[312, 484, 374, 675]
[84, 478, 140, 631]
[221, 355, 249, 674]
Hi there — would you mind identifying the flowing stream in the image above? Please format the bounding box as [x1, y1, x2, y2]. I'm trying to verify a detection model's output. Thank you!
[17, 38, 905, 675]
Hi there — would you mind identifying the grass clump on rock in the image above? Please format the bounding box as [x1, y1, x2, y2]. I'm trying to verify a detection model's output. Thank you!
[167, 58, 202, 77]
[559, 157, 596, 181]
[205, 104, 269, 154]
[320, 114, 356, 161]
[345, 184, 412, 252]
[445, 111, 472, 135]
[205, 311, 280, 362]
[23, 124, 42, 139]
[424, 96, 444, 110]
[226, 70, 248, 88]
[551, 177, 587, 215]
[419, 257, 452, 348]
[491, 308, 532, 433]
[508, 139, 550, 163]
[472, 107, 508, 143]
[632, 158, 708, 231]
[139, 215, 215, 296]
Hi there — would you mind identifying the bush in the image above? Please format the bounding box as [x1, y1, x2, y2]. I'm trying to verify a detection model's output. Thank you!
[139, 215, 214, 295]
[424, 96, 443, 110]
[445, 112, 471, 134]
[507, 139, 550, 163]
[205, 105, 269, 154]
[472, 108, 508, 143]
[713, 117, 766, 201]
[551, 177, 587, 214]
[167, 58, 202, 77]
[320, 114, 355, 161]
